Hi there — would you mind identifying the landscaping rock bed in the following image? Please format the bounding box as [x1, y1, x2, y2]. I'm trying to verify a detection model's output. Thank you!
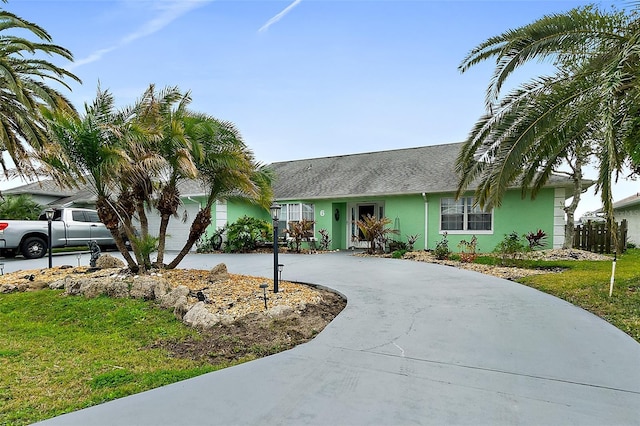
[362, 248, 611, 281]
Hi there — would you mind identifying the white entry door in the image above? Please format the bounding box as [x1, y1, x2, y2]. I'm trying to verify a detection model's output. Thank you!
[348, 203, 384, 249]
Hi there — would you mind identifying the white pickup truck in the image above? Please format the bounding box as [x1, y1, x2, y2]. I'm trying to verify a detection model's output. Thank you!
[0, 207, 115, 259]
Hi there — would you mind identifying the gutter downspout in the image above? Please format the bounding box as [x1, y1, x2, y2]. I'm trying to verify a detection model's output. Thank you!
[422, 192, 428, 250]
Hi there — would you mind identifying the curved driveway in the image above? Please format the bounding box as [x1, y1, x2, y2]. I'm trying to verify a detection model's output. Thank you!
[29, 252, 640, 425]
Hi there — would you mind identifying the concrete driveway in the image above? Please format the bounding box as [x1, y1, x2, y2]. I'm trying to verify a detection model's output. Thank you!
[20, 251, 640, 425]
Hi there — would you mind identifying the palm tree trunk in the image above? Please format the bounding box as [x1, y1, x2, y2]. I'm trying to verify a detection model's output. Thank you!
[563, 154, 585, 249]
[136, 202, 149, 239]
[155, 213, 171, 266]
[166, 207, 211, 269]
[155, 184, 179, 267]
[110, 228, 139, 272]
[96, 197, 138, 270]
[122, 217, 147, 273]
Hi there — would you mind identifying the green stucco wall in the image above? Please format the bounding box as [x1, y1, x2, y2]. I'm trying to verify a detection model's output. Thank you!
[384, 195, 427, 249]
[222, 187, 558, 253]
[227, 202, 270, 224]
[426, 189, 556, 253]
[204, 200, 270, 240]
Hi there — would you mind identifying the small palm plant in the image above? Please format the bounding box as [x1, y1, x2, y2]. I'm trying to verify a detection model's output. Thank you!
[0, 195, 42, 220]
[356, 214, 398, 254]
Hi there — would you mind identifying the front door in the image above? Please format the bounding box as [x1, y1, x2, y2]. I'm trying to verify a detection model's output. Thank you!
[348, 203, 384, 249]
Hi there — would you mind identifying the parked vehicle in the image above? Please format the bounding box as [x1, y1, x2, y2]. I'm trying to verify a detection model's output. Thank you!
[0, 208, 115, 259]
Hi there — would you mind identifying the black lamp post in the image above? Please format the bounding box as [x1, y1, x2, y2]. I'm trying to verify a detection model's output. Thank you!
[45, 208, 54, 268]
[270, 203, 281, 293]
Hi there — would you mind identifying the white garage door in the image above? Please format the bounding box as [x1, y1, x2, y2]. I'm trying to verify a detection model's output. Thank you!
[144, 202, 202, 252]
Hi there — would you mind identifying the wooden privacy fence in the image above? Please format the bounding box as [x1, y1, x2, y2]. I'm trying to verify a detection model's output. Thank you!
[573, 219, 628, 254]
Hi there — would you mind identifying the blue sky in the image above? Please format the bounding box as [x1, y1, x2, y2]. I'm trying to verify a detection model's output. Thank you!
[5, 0, 637, 216]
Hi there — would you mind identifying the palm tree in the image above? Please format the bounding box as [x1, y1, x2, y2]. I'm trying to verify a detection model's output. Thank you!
[124, 84, 196, 268]
[166, 117, 273, 269]
[0, 194, 41, 219]
[456, 5, 637, 246]
[42, 88, 138, 269]
[0, 5, 80, 180]
[132, 85, 198, 265]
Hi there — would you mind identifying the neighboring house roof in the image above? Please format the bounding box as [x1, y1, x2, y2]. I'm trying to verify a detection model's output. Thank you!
[612, 192, 640, 210]
[3, 179, 209, 206]
[269, 142, 580, 200]
[3, 179, 76, 198]
[592, 192, 640, 215]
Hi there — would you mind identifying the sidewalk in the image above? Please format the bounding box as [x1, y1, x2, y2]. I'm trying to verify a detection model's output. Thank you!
[33, 252, 640, 425]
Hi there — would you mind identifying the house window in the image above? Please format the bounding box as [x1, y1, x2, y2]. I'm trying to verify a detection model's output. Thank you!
[440, 197, 492, 232]
[278, 203, 315, 237]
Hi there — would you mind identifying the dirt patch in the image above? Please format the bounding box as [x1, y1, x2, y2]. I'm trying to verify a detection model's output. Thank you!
[151, 290, 345, 364]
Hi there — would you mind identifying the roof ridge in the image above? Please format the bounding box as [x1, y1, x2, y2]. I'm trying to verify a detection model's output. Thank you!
[268, 142, 464, 166]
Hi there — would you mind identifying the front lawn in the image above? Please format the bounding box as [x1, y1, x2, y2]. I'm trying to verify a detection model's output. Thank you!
[0, 291, 224, 425]
[517, 249, 640, 342]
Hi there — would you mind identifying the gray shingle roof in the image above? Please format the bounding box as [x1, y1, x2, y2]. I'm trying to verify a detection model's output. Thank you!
[270, 143, 465, 200]
[269, 142, 582, 200]
[2, 179, 209, 203]
[3, 179, 77, 197]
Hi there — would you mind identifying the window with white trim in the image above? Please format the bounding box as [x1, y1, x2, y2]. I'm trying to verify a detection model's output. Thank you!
[277, 203, 315, 237]
[440, 197, 492, 232]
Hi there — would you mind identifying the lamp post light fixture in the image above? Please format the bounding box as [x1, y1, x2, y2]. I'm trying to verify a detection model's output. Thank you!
[269, 203, 282, 293]
[260, 282, 269, 309]
[45, 208, 54, 269]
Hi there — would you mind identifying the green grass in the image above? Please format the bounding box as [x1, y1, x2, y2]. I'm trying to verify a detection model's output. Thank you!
[0, 291, 224, 425]
[515, 249, 640, 343]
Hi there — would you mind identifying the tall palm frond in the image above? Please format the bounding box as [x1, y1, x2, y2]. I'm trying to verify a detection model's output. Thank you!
[458, 4, 640, 247]
[0, 8, 80, 179]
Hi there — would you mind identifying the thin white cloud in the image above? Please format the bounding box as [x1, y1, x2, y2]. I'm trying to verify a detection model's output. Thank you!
[70, 1, 212, 70]
[259, 0, 302, 33]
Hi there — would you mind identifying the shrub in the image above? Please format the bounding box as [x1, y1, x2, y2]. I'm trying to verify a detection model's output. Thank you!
[0, 195, 42, 220]
[628, 241, 637, 249]
[389, 240, 407, 252]
[318, 229, 331, 250]
[286, 219, 315, 253]
[406, 234, 420, 251]
[391, 249, 407, 259]
[525, 229, 547, 250]
[495, 231, 526, 264]
[225, 216, 271, 253]
[356, 214, 399, 254]
[457, 235, 478, 263]
[434, 233, 450, 260]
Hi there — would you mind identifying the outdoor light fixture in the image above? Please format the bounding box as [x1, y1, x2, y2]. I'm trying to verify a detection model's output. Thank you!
[77, 253, 82, 267]
[45, 209, 54, 269]
[260, 282, 268, 309]
[270, 203, 281, 293]
[0, 262, 4, 275]
[278, 263, 284, 283]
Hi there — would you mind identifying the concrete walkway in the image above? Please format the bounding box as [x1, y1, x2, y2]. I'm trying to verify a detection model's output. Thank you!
[25, 252, 640, 425]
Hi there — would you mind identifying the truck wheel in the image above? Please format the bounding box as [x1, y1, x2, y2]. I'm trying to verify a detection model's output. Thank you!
[21, 237, 47, 259]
